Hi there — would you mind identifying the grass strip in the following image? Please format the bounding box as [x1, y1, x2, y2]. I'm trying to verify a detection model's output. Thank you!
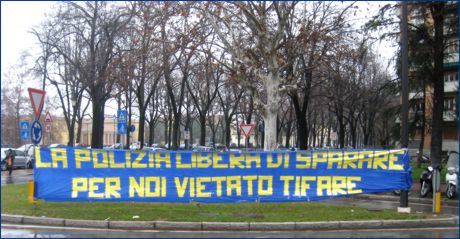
[2, 184, 428, 222]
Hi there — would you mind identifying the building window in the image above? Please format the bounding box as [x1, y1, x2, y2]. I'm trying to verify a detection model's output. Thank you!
[444, 98, 457, 111]
[444, 72, 459, 82]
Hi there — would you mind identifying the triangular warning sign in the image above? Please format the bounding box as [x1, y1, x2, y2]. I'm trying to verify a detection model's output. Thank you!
[28, 88, 45, 119]
[119, 114, 125, 121]
[240, 124, 255, 138]
[45, 111, 52, 122]
[22, 123, 28, 130]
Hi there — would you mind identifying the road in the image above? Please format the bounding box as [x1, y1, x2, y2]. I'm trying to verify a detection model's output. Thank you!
[1, 224, 458, 238]
[1, 169, 459, 238]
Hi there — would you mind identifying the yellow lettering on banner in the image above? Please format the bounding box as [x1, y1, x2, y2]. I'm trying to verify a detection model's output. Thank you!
[347, 176, 362, 194]
[258, 176, 273, 196]
[72, 177, 87, 198]
[388, 151, 404, 170]
[212, 177, 226, 197]
[296, 152, 311, 169]
[317, 176, 332, 196]
[176, 153, 191, 168]
[105, 177, 121, 198]
[213, 153, 228, 168]
[148, 152, 154, 168]
[358, 151, 373, 169]
[230, 153, 245, 168]
[35, 147, 50, 168]
[280, 176, 294, 196]
[243, 175, 257, 196]
[50, 148, 68, 168]
[50, 148, 67, 168]
[129, 177, 144, 197]
[300, 176, 315, 196]
[197, 153, 212, 168]
[246, 153, 261, 168]
[227, 176, 242, 196]
[373, 151, 388, 170]
[146, 177, 161, 197]
[125, 151, 132, 168]
[331, 176, 347, 196]
[132, 151, 147, 168]
[284, 153, 290, 168]
[267, 153, 282, 168]
[88, 178, 104, 198]
[327, 151, 342, 169]
[174, 177, 188, 198]
[342, 151, 357, 169]
[75, 149, 91, 169]
[156, 152, 171, 168]
[294, 176, 301, 196]
[196, 177, 212, 197]
[109, 151, 124, 168]
[312, 151, 327, 169]
[92, 150, 108, 168]
[189, 178, 195, 197]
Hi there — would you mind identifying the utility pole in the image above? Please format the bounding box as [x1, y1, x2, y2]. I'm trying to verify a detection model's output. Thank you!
[398, 1, 410, 213]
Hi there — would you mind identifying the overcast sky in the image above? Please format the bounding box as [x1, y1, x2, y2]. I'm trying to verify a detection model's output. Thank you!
[1, 1, 398, 116]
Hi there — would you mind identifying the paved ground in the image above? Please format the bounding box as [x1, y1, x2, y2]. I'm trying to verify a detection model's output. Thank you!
[2, 224, 459, 238]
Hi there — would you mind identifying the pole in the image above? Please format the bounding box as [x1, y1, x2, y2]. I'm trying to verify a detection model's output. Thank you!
[398, 1, 410, 213]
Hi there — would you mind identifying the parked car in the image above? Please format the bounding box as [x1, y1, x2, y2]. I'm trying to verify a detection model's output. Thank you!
[49, 144, 67, 148]
[143, 146, 168, 152]
[1, 148, 28, 171]
[130, 142, 141, 150]
[192, 146, 214, 152]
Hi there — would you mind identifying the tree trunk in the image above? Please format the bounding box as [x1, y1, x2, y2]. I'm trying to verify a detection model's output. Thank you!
[429, 3, 445, 168]
[225, 118, 231, 147]
[138, 108, 145, 149]
[91, 97, 105, 149]
[199, 114, 206, 146]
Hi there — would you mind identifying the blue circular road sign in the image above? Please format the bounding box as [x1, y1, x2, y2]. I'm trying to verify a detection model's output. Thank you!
[31, 120, 42, 145]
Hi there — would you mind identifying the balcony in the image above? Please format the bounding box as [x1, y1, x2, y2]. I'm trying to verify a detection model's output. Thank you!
[445, 81, 459, 93]
[444, 110, 457, 122]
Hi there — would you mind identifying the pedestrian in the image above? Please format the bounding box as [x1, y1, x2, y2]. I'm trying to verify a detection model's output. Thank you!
[5, 149, 15, 176]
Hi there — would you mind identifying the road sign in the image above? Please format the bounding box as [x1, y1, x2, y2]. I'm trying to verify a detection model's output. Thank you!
[184, 130, 190, 140]
[31, 120, 43, 145]
[20, 121, 30, 140]
[28, 88, 45, 119]
[45, 123, 51, 133]
[117, 110, 127, 123]
[240, 124, 255, 139]
[117, 110, 127, 135]
[45, 111, 52, 123]
[117, 123, 127, 135]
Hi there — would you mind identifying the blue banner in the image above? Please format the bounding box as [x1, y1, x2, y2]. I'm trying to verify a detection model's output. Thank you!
[33, 148, 412, 202]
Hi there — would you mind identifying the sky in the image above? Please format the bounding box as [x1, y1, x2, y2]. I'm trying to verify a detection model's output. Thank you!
[1, 1, 398, 115]
[1, 1, 55, 81]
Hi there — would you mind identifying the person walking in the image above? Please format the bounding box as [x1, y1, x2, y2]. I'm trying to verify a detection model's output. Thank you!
[5, 149, 15, 176]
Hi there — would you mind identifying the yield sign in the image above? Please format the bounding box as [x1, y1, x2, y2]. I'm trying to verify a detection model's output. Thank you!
[240, 124, 255, 139]
[28, 88, 45, 119]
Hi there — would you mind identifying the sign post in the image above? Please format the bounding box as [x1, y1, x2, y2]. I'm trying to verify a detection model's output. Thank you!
[117, 110, 127, 149]
[240, 124, 255, 151]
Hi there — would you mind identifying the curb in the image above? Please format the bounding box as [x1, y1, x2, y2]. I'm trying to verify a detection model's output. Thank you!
[2, 214, 458, 231]
[353, 194, 459, 207]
